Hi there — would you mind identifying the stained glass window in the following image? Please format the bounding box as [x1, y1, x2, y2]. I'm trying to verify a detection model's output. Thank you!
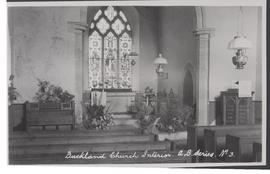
[88, 6, 133, 90]
[96, 17, 110, 34]
[89, 31, 102, 89]
[104, 6, 117, 21]
[94, 10, 102, 21]
[112, 19, 125, 35]
[119, 11, 127, 22]
[119, 32, 132, 89]
[104, 32, 118, 88]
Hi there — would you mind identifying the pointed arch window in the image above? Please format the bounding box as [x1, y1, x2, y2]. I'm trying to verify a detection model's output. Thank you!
[88, 6, 133, 90]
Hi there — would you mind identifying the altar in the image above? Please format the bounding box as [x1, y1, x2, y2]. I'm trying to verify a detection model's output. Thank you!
[106, 92, 135, 113]
[83, 91, 136, 114]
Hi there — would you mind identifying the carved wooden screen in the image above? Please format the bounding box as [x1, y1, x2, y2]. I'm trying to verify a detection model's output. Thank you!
[221, 89, 252, 125]
[88, 6, 132, 90]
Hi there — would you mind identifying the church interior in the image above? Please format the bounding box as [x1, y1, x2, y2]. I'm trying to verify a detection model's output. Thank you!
[8, 6, 263, 164]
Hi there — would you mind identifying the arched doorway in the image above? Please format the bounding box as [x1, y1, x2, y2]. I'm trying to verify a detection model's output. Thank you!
[183, 70, 194, 106]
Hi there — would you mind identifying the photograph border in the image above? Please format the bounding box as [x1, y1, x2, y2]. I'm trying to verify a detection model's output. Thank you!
[5, 0, 268, 168]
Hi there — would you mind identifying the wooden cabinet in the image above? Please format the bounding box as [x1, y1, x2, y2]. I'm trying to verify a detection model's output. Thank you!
[221, 89, 253, 125]
[9, 103, 26, 131]
[25, 101, 75, 131]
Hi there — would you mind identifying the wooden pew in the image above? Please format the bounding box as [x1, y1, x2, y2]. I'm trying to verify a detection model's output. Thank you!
[187, 124, 261, 162]
[204, 126, 261, 162]
[225, 134, 261, 162]
[253, 142, 262, 162]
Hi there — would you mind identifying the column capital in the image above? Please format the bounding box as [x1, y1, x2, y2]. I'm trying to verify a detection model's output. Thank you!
[193, 27, 215, 38]
[67, 21, 88, 33]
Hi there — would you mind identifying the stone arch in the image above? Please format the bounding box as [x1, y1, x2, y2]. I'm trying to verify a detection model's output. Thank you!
[183, 70, 194, 106]
[195, 6, 206, 28]
[183, 62, 196, 106]
[193, 6, 215, 125]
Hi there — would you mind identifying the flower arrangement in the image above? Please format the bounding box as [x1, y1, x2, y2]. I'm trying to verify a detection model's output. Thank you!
[129, 87, 157, 133]
[83, 104, 114, 130]
[128, 86, 156, 114]
[34, 79, 74, 103]
[134, 102, 156, 134]
[8, 74, 20, 104]
[143, 86, 156, 106]
[155, 105, 194, 133]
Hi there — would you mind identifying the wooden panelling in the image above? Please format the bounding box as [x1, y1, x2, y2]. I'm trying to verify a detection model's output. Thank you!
[253, 142, 262, 162]
[221, 89, 253, 125]
[25, 102, 75, 131]
[209, 100, 262, 126]
[253, 101, 262, 124]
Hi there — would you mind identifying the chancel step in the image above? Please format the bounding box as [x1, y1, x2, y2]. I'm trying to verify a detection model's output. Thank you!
[10, 134, 155, 146]
[112, 114, 137, 126]
[112, 114, 133, 119]
[113, 118, 138, 126]
[10, 141, 171, 155]
[10, 126, 139, 139]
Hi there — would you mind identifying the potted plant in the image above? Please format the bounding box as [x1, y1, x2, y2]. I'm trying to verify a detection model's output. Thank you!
[143, 86, 156, 106]
[82, 104, 114, 130]
[154, 105, 194, 141]
[130, 87, 157, 134]
[8, 74, 20, 104]
[34, 79, 74, 104]
[133, 102, 157, 134]
[25, 79, 75, 131]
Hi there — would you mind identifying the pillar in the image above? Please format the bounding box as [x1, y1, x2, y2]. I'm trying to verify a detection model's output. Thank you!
[67, 21, 88, 128]
[193, 28, 215, 125]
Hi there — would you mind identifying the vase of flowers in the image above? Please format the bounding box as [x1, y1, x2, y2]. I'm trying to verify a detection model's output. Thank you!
[83, 104, 114, 130]
[154, 105, 194, 140]
[133, 102, 157, 134]
[8, 74, 20, 104]
[131, 87, 157, 134]
[34, 79, 74, 104]
[143, 86, 156, 106]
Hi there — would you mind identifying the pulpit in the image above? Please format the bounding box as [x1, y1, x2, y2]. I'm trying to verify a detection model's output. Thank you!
[221, 89, 253, 125]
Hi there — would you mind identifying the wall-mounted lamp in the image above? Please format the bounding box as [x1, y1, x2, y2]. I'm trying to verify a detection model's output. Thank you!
[154, 53, 168, 75]
[228, 7, 252, 69]
[123, 52, 138, 66]
[128, 51, 138, 66]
